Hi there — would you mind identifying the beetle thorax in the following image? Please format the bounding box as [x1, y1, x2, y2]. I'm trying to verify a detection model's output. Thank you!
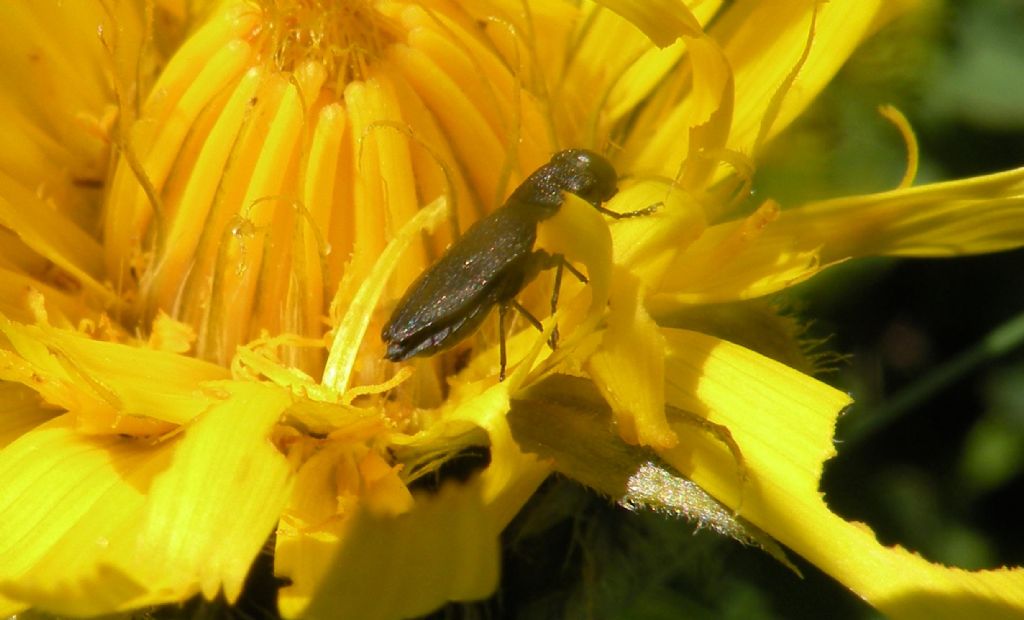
[509, 149, 619, 211]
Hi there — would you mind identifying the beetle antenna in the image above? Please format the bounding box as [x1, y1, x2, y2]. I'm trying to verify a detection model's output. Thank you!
[594, 202, 662, 219]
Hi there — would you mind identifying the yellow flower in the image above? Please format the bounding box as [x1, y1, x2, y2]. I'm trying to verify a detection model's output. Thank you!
[1, 1, 1023, 619]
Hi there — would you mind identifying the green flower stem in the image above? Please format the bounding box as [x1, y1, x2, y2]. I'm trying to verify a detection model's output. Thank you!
[842, 309, 1024, 444]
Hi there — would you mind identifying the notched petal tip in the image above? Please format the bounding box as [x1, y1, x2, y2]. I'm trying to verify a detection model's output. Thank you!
[593, 0, 703, 47]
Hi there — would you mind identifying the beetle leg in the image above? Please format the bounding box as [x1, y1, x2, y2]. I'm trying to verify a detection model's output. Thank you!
[548, 260, 564, 348]
[500, 299, 553, 380]
[521, 253, 590, 350]
[561, 259, 588, 284]
[502, 250, 590, 364]
[510, 299, 544, 333]
[498, 303, 509, 381]
[593, 201, 662, 220]
[548, 256, 592, 348]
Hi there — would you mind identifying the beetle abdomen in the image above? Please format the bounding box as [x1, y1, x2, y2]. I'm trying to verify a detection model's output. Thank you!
[381, 205, 539, 360]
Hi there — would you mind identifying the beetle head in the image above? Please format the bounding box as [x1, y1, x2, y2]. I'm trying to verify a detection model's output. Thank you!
[550, 149, 619, 206]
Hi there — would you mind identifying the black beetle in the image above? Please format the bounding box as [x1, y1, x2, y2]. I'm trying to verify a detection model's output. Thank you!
[381, 149, 656, 379]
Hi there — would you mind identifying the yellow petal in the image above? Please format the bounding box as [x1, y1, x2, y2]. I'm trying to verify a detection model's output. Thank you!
[147, 310, 196, 354]
[323, 195, 447, 393]
[594, 0, 702, 46]
[718, 0, 906, 156]
[620, 26, 735, 189]
[470, 191, 620, 384]
[652, 168, 1024, 307]
[132, 381, 293, 602]
[103, 2, 260, 281]
[660, 329, 1024, 619]
[588, 269, 674, 448]
[0, 382, 291, 613]
[294, 482, 500, 620]
[0, 1, 119, 192]
[0, 415, 171, 614]
[0, 593, 25, 618]
[448, 382, 550, 528]
[275, 440, 354, 618]
[536, 192, 614, 325]
[677, 32, 736, 191]
[650, 200, 804, 305]
[0, 316, 229, 432]
[387, 41, 517, 210]
[610, 180, 706, 288]
[274, 438, 417, 617]
[279, 381, 541, 619]
[0, 266, 97, 326]
[808, 168, 1024, 258]
[396, 8, 551, 174]
[610, 0, 917, 186]
[142, 64, 266, 313]
[603, 40, 687, 127]
[0, 171, 112, 303]
[0, 382, 57, 449]
[879, 104, 921, 189]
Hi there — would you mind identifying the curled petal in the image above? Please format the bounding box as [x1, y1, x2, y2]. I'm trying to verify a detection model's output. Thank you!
[660, 329, 1024, 619]
[593, 0, 703, 46]
[652, 168, 1024, 307]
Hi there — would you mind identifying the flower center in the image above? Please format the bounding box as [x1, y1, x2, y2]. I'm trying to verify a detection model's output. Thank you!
[259, 0, 399, 87]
